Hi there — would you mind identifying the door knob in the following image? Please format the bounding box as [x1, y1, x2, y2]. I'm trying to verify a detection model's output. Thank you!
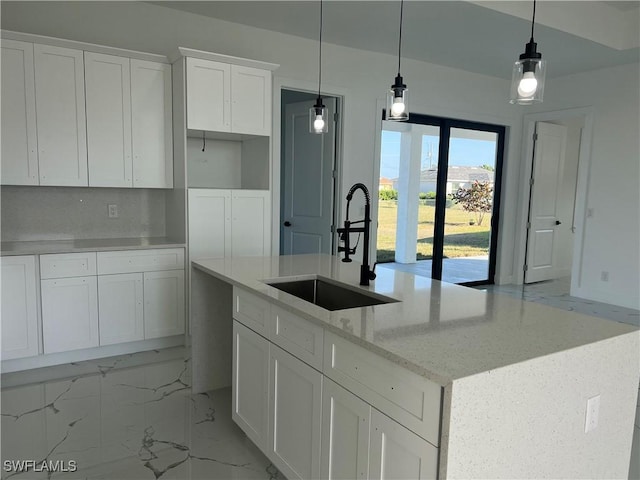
[555, 220, 562, 225]
[284, 221, 292, 227]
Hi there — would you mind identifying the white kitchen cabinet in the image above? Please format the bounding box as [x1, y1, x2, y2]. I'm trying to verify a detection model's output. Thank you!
[34, 44, 88, 186]
[230, 65, 271, 136]
[369, 409, 439, 480]
[185, 58, 271, 136]
[1, 40, 38, 185]
[188, 189, 270, 260]
[269, 344, 322, 480]
[232, 321, 270, 451]
[321, 379, 371, 480]
[98, 273, 144, 345]
[85, 54, 172, 188]
[231, 190, 271, 257]
[188, 189, 231, 260]
[0, 256, 39, 360]
[131, 59, 173, 188]
[143, 270, 185, 339]
[186, 57, 231, 133]
[41, 276, 99, 354]
[85, 52, 132, 187]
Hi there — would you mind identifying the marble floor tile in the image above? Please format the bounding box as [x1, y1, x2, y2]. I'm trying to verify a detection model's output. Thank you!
[1, 349, 280, 480]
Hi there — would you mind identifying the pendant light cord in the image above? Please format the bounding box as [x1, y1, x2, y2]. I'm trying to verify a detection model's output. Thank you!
[530, 0, 536, 41]
[317, 0, 323, 98]
[397, 0, 404, 74]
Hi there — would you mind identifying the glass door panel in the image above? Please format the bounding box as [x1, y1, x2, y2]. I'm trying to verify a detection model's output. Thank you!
[441, 127, 498, 283]
[377, 122, 440, 271]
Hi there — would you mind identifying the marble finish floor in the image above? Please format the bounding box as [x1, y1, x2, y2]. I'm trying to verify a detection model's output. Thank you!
[1, 348, 280, 480]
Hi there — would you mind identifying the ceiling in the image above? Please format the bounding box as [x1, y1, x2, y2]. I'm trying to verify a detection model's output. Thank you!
[154, 1, 639, 79]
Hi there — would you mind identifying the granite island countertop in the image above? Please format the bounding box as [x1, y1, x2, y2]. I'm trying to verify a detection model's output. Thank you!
[1, 237, 186, 256]
[192, 254, 638, 386]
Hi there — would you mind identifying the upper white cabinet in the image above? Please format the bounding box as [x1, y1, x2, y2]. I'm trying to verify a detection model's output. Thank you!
[230, 65, 271, 136]
[0, 256, 39, 360]
[85, 52, 132, 187]
[185, 57, 272, 136]
[34, 44, 88, 186]
[130, 59, 173, 188]
[85, 53, 173, 188]
[1, 40, 38, 185]
[1, 32, 173, 188]
[186, 58, 230, 133]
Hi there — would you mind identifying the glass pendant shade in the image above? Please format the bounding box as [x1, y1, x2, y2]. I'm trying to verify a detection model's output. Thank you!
[309, 98, 328, 134]
[510, 54, 546, 104]
[386, 74, 409, 121]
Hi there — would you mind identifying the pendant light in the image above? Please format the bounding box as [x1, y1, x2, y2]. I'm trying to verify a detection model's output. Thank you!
[310, 0, 328, 134]
[510, 0, 546, 104]
[387, 0, 408, 121]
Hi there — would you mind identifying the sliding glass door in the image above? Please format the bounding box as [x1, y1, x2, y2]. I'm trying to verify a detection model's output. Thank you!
[377, 113, 505, 285]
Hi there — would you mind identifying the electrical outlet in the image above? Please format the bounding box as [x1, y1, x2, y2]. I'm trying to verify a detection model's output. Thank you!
[108, 204, 118, 218]
[585, 395, 600, 433]
[601, 271, 609, 282]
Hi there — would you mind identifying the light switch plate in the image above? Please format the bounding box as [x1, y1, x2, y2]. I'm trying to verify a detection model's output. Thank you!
[585, 394, 600, 433]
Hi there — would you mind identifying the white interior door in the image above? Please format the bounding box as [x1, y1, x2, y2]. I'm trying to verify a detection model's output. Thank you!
[282, 98, 336, 255]
[525, 122, 568, 283]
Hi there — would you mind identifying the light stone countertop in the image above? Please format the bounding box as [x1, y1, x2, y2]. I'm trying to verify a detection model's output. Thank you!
[1, 237, 186, 256]
[192, 253, 638, 386]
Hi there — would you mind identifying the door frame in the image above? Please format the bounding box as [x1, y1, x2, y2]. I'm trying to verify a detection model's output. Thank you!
[272, 77, 346, 256]
[373, 109, 506, 285]
[514, 107, 594, 296]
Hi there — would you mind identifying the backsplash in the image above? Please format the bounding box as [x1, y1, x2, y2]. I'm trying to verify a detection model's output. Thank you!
[1, 186, 167, 242]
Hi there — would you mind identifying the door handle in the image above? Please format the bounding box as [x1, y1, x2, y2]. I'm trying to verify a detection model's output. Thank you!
[283, 221, 292, 227]
[555, 220, 562, 225]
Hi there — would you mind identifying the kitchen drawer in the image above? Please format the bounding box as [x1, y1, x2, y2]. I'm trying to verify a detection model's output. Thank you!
[233, 287, 270, 337]
[97, 248, 184, 274]
[323, 331, 442, 447]
[270, 305, 323, 370]
[40, 252, 97, 279]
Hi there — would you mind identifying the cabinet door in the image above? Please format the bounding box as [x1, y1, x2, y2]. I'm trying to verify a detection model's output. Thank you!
[186, 57, 230, 132]
[188, 189, 231, 260]
[232, 321, 270, 451]
[41, 276, 98, 354]
[98, 273, 144, 345]
[231, 190, 271, 257]
[231, 65, 271, 136]
[143, 270, 185, 339]
[321, 379, 371, 480]
[369, 409, 439, 480]
[85, 52, 132, 187]
[131, 59, 173, 188]
[1, 40, 38, 185]
[34, 44, 87, 186]
[269, 345, 322, 480]
[1, 256, 39, 360]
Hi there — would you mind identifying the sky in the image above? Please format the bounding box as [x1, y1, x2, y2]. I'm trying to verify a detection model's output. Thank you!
[379, 130, 498, 179]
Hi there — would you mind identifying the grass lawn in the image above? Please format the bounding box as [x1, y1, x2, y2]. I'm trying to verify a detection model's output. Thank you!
[376, 200, 492, 263]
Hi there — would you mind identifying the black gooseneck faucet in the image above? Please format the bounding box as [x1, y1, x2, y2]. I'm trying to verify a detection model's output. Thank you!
[336, 183, 377, 286]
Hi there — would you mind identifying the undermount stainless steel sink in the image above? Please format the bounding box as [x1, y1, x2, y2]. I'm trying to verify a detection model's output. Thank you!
[265, 276, 398, 311]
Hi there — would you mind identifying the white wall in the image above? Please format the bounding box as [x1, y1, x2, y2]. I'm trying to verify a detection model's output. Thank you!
[524, 64, 640, 309]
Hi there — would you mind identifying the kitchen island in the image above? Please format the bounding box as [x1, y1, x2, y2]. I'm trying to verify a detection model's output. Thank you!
[191, 254, 638, 479]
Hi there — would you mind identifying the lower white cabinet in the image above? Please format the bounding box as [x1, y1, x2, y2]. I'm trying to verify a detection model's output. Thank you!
[0, 256, 39, 360]
[143, 270, 185, 339]
[369, 409, 439, 480]
[98, 273, 144, 345]
[321, 379, 371, 480]
[269, 344, 323, 480]
[41, 276, 99, 354]
[232, 321, 270, 451]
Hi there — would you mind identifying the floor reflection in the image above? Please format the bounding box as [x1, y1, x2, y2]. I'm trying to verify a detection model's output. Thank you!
[1, 348, 279, 479]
